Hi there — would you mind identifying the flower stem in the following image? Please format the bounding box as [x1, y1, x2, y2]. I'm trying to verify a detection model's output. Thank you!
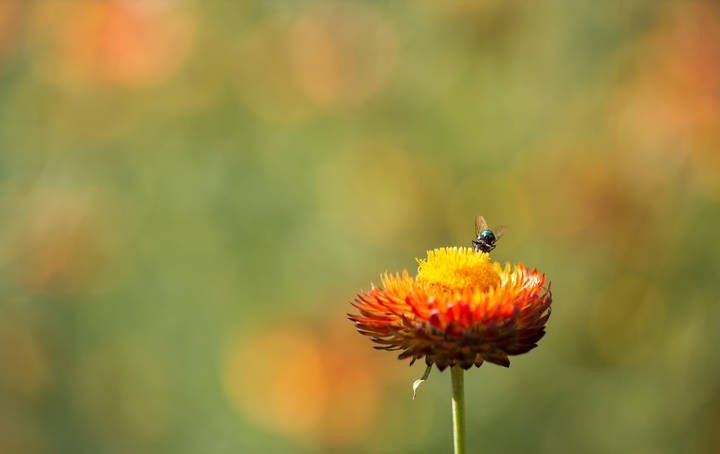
[451, 365, 466, 454]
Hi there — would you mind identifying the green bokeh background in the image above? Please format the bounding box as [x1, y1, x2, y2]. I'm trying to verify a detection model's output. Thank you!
[1, 1, 719, 453]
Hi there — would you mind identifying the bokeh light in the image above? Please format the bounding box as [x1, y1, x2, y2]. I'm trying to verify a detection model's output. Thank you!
[30, 0, 194, 88]
[290, 3, 397, 108]
[0, 0, 24, 70]
[221, 317, 400, 448]
[0, 186, 109, 294]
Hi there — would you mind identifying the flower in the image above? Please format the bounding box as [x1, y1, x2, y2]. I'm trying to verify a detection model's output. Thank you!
[348, 247, 552, 370]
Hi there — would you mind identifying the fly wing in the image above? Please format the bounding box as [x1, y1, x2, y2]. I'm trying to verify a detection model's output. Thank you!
[475, 215, 488, 237]
[492, 224, 507, 240]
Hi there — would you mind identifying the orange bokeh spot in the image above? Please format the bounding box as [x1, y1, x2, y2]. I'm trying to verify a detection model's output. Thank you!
[0, 188, 109, 295]
[614, 1, 720, 146]
[611, 1, 720, 199]
[316, 322, 382, 445]
[290, 4, 397, 107]
[223, 327, 327, 437]
[222, 320, 383, 446]
[234, 4, 396, 122]
[35, 0, 193, 87]
[0, 0, 24, 69]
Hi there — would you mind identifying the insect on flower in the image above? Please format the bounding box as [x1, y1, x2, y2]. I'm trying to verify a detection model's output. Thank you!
[348, 247, 551, 371]
[472, 215, 506, 253]
[346, 217, 552, 453]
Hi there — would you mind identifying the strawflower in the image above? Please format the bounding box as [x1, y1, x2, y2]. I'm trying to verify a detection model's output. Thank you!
[348, 246, 552, 454]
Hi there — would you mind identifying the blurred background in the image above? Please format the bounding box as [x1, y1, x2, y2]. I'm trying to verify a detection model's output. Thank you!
[0, 0, 719, 453]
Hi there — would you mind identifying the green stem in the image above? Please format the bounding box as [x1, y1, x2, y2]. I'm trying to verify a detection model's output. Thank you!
[451, 365, 466, 454]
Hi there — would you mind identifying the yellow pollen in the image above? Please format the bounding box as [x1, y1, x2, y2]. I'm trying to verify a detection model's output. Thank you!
[416, 247, 501, 292]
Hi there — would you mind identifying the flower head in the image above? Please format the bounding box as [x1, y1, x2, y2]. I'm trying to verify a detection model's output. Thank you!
[348, 247, 551, 370]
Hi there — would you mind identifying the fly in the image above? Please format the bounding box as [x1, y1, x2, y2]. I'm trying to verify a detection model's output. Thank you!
[472, 215, 506, 253]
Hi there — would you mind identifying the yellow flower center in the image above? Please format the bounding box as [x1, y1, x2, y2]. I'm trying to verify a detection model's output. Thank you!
[416, 247, 501, 292]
